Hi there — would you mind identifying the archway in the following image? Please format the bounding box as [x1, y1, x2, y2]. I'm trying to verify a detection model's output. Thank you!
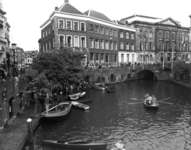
[136, 70, 157, 80]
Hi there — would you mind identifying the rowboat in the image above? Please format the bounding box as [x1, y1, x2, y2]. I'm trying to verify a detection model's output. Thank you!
[42, 139, 107, 150]
[41, 101, 72, 121]
[94, 83, 107, 91]
[72, 101, 90, 110]
[69, 93, 81, 100]
[143, 98, 159, 109]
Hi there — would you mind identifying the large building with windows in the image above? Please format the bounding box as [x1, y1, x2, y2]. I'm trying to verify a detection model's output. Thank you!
[39, 0, 136, 66]
[120, 14, 190, 65]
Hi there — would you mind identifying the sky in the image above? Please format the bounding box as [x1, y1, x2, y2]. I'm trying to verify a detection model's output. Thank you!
[3, 0, 191, 51]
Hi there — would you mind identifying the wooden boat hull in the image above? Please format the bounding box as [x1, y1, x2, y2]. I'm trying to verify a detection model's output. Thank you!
[41, 102, 72, 122]
[69, 93, 81, 100]
[42, 140, 107, 150]
[72, 101, 89, 110]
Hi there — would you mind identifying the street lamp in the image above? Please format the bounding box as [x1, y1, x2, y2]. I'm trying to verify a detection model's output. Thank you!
[11, 43, 17, 77]
[171, 42, 176, 70]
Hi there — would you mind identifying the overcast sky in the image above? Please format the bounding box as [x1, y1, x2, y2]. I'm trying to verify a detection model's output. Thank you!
[3, 0, 191, 51]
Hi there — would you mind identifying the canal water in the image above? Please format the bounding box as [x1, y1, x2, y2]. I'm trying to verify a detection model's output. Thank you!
[32, 81, 191, 150]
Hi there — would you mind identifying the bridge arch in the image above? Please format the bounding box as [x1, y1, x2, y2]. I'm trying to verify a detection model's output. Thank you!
[134, 69, 157, 80]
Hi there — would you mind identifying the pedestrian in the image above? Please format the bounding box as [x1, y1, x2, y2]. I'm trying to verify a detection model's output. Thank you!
[44, 94, 50, 111]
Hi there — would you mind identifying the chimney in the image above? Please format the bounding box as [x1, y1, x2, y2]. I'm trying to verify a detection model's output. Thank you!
[65, 0, 69, 3]
[55, 7, 58, 11]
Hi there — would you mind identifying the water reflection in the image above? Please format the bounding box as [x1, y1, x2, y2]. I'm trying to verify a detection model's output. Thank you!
[31, 81, 191, 150]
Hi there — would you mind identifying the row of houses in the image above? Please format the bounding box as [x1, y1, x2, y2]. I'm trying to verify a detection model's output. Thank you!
[39, 0, 191, 66]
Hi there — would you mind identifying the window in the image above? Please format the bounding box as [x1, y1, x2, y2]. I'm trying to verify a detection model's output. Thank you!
[126, 43, 129, 50]
[171, 32, 175, 41]
[95, 26, 99, 33]
[45, 30, 47, 36]
[42, 31, 44, 38]
[105, 54, 109, 62]
[120, 42, 124, 49]
[90, 53, 94, 61]
[80, 22, 86, 31]
[46, 42, 48, 50]
[114, 54, 117, 62]
[127, 54, 129, 63]
[132, 54, 134, 63]
[59, 35, 65, 47]
[49, 40, 51, 49]
[110, 29, 113, 36]
[165, 32, 169, 40]
[101, 54, 104, 63]
[52, 22, 54, 30]
[96, 53, 99, 63]
[49, 27, 51, 34]
[95, 39, 99, 49]
[131, 43, 134, 50]
[105, 41, 109, 50]
[131, 34, 134, 40]
[66, 35, 72, 47]
[100, 40, 104, 49]
[66, 21, 72, 30]
[89, 24, 94, 32]
[120, 32, 123, 38]
[110, 42, 113, 50]
[121, 54, 124, 62]
[114, 30, 117, 37]
[100, 27, 104, 34]
[126, 32, 129, 39]
[105, 28, 109, 35]
[90, 38, 94, 48]
[74, 36, 79, 47]
[43, 43, 45, 51]
[80, 36, 86, 48]
[58, 20, 64, 29]
[73, 21, 79, 31]
[114, 42, 117, 50]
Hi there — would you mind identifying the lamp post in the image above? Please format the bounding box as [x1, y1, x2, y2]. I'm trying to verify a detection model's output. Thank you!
[171, 42, 175, 70]
[162, 41, 165, 70]
[11, 43, 17, 77]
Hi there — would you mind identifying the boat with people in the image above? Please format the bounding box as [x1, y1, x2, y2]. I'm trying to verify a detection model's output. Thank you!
[93, 83, 107, 91]
[41, 101, 72, 121]
[71, 101, 90, 110]
[42, 139, 108, 150]
[143, 94, 159, 109]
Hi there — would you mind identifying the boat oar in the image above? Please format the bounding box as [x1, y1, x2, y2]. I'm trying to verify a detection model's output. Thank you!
[128, 102, 143, 105]
[130, 98, 142, 101]
[159, 101, 173, 105]
[158, 97, 171, 102]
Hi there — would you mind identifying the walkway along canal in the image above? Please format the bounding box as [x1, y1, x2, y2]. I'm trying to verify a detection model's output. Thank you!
[32, 80, 191, 150]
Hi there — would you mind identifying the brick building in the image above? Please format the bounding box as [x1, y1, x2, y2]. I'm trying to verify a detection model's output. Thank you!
[39, 0, 136, 66]
[120, 14, 190, 65]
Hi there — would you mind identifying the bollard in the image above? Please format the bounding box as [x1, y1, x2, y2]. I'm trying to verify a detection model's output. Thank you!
[27, 118, 33, 143]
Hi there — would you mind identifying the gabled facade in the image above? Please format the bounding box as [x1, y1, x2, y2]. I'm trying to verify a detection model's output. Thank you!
[39, 0, 136, 66]
[121, 14, 190, 64]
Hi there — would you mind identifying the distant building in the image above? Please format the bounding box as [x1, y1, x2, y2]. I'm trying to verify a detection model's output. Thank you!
[39, 0, 136, 65]
[120, 14, 190, 64]
[24, 50, 38, 66]
[0, 0, 10, 65]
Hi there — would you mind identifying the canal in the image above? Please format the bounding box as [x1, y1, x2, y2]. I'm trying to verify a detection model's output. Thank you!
[32, 81, 191, 150]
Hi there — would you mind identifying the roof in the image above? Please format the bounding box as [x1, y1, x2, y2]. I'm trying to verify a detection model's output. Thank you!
[156, 17, 181, 26]
[84, 10, 113, 23]
[58, 3, 84, 15]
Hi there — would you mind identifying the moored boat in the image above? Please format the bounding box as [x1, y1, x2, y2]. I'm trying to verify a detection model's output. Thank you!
[41, 101, 72, 121]
[42, 139, 107, 150]
[79, 91, 86, 98]
[72, 101, 90, 110]
[94, 83, 107, 91]
[69, 93, 81, 100]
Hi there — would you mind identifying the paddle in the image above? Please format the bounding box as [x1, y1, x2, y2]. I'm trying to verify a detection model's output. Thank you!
[159, 101, 173, 105]
[130, 98, 142, 101]
[158, 97, 171, 102]
[128, 102, 143, 105]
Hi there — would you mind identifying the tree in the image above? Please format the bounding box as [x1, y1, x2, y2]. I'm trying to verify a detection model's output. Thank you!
[25, 47, 86, 93]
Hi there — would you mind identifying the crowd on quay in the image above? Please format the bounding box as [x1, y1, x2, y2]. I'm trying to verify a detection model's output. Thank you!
[33, 80, 91, 112]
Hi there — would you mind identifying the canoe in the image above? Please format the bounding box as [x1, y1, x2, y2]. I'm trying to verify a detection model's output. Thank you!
[41, 101, 72, 121]
[42, 139, 107, 150]
[72, 101, 90, 110]
[69, 93, 81, 100]
[143, 99, 159, 109]
[94, 83, 107, 91]
[79, 91, 86, 98]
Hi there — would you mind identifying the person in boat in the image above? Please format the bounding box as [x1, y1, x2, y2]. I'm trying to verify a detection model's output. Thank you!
[44, 94, 50, 111]
[115, 139, 125, 150]
[144, 93, 152, 105]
